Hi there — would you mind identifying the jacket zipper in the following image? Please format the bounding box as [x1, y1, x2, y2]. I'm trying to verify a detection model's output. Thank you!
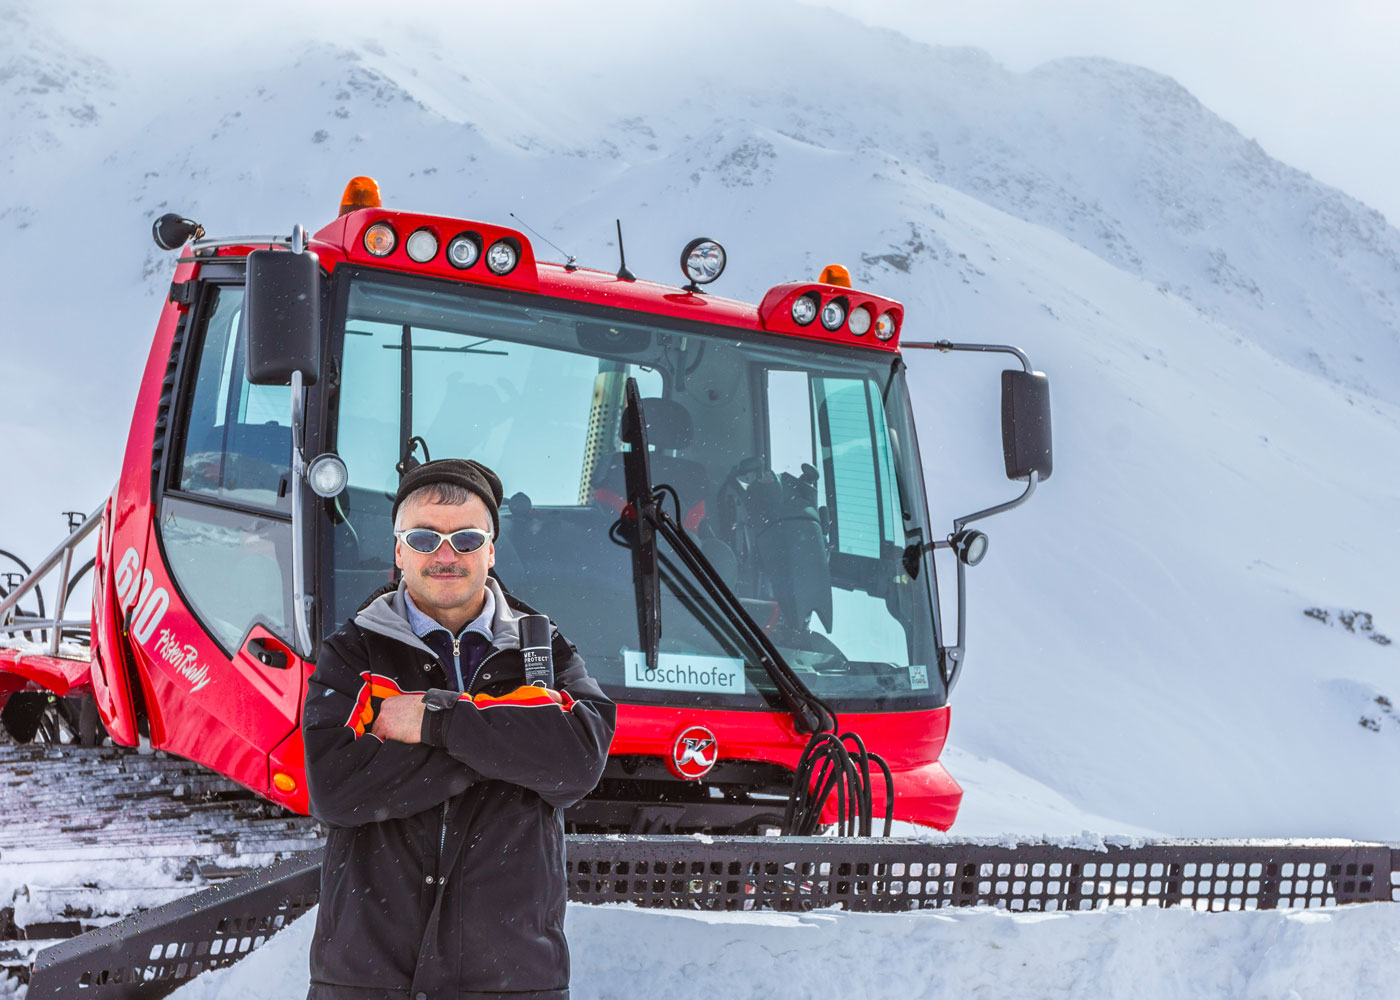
[437, 634, 465, 885]
[467, 647, 509, 695]
[436, 800, 448, 887]
[433, 632, 515, 883]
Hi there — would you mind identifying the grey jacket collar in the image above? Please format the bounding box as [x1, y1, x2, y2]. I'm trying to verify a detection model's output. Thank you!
[353, 577, 523, 655]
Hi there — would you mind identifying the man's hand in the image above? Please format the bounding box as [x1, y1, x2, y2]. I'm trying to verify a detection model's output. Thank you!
[371, 694, 427, 743]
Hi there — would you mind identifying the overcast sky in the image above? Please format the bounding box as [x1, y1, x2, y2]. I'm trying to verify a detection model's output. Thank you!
[38, 0, 1400, 225]
[830, 0, 1400, 225]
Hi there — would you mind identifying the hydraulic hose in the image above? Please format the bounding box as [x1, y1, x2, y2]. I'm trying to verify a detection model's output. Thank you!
[784, 729, 894, 837]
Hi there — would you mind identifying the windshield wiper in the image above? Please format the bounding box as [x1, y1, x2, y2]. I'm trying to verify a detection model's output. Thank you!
[619, 378, 827, 734]
[618, 379, 892, 835]
[620, 379, 662, 672]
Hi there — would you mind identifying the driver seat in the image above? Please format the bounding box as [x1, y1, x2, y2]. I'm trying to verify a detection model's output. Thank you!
[593, 397, 710, 529]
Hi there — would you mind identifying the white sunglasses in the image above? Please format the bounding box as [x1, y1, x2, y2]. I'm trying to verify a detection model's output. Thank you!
[394, 527, 490, 555]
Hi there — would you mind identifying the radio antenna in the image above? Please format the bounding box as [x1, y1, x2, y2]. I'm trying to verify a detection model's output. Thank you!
[509, 212, 577, 270]
[615, 219, 636, 282]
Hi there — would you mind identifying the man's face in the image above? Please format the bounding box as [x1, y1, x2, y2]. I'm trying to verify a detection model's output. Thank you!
[394, 494, 496, 622]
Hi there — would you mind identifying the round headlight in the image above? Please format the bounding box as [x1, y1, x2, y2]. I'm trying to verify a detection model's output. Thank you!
[307, 453, 349, 498]
[874, 311, 898, 341]
[791, 293, 819, 326]
[363, 222, 396, 257]
[951, 529, 989, 567]
[820, 298, 847, 332]
[405, 228, 439, 263]
[680, 237, 726, 287]
[848, 306, 872, 336]
[486, 240, 519, 275]
[447, 233, 481, 269]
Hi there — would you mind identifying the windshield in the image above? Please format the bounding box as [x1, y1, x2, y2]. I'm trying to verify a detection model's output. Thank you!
[320, 269, 944, 711]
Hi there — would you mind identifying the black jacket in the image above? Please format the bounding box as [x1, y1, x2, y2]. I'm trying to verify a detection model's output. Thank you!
[303, 578, 616, 1000]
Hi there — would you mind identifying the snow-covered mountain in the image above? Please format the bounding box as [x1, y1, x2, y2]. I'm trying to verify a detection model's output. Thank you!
[1, 0, 1397, 839]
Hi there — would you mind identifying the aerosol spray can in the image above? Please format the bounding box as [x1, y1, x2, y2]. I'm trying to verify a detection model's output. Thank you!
[520, 614, 554, 688]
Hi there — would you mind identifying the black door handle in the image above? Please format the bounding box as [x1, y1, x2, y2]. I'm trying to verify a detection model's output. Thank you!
[247, 636, 289, 669]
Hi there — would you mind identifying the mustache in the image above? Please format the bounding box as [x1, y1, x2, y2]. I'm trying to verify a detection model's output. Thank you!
[424, 568, 470, 577]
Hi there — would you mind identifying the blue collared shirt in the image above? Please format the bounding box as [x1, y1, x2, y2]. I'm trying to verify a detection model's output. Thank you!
[403, 586, 495, 642]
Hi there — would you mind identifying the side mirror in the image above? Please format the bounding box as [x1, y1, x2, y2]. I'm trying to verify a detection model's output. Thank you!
[245, 249, 322, 386]
[1001, 370, 1052, 482]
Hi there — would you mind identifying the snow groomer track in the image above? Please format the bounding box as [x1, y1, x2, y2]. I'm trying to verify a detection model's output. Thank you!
[0, 744, 324, 988]
[18, 832, 1400, 1000]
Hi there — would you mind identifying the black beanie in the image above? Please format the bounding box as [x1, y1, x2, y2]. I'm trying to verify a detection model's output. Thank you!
[392, 459, 504, 538]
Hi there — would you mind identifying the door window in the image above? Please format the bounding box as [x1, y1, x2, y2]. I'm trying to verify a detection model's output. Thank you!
[161, 284, 294, 653]
[177, 287, 292, 512]
[159, 498, 293, 652]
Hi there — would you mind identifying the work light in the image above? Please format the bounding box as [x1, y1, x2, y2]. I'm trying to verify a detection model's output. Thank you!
[951, 529, 988, 566]
[486, 240, 519, 275]
[447, 233, 482, 269]
[791, 293, 819, 326]
[820, 298, 847, 332]
[307, 453, 349, 498]
[406, 228, 439, 263]
[680, 238, 726, 288]
[363, 223, 396, 257]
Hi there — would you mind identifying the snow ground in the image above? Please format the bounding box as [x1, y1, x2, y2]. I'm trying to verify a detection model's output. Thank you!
[164, 901, 1400, 1000]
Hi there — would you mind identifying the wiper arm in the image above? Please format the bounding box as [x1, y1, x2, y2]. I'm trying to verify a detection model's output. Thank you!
[620, 378, 662, 671]
[620, 379, 829, 734]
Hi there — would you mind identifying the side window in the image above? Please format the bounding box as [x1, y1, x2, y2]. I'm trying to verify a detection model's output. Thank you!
[177, 286, 292, 512]
[814, 377, 896, 559]
[766, 369, 817, 479]
[160, 285, 294, 653]
[867, 384, 902, 548]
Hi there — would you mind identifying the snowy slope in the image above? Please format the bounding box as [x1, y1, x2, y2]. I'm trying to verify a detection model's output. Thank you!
[164, 902, 1400, 1000]
[0, 0, 1397, 843]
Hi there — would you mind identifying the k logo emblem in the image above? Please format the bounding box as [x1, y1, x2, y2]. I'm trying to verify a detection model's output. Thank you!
[668, 724, 718, 780]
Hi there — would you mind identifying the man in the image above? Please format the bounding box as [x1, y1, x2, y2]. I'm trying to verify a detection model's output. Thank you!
[302, 458, 616, 1000]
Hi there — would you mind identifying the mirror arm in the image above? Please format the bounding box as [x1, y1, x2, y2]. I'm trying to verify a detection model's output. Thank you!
[931, 470, 1038, 687]
[901, 340, 1032, 372]
[953, 471, 1039, 533]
